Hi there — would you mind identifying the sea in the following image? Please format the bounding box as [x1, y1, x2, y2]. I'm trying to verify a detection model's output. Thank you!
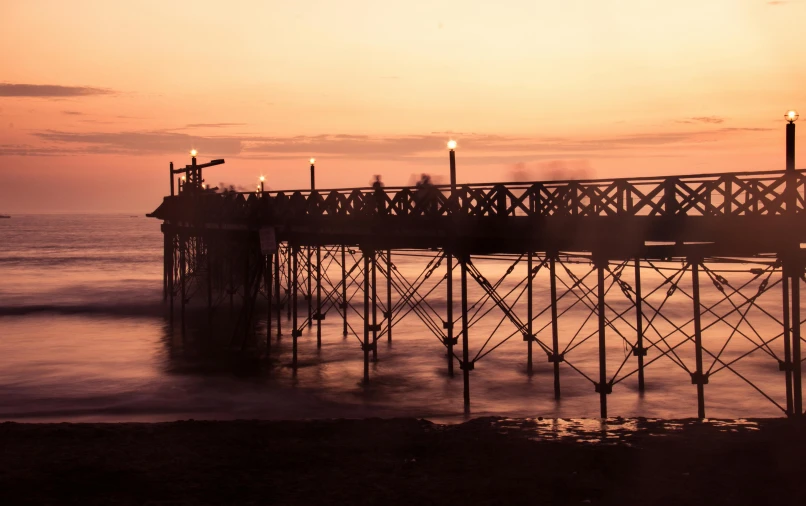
[0, 214, 794, 422]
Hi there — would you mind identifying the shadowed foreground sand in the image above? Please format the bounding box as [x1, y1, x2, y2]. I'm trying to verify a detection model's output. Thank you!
[0, 417, 803, 505]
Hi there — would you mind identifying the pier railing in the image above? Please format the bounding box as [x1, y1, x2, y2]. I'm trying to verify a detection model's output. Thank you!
[154, 169, 806, 223]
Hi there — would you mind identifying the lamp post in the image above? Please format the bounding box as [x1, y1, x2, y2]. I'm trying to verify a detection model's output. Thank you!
[310, 158, 316, 190]
[447, 140, 457, 193]
[787, 110, 798, 171]
[259, 175, 265, 193]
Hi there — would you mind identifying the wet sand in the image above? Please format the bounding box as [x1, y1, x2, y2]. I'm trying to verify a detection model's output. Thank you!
[0, 417, 803, 505]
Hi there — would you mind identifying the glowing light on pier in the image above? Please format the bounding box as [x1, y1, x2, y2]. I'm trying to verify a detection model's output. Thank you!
[786, 110, 799, 123]
[447, 140, 457, 150]
[309, 158, 315, 165]
[190, 149, 198, 157]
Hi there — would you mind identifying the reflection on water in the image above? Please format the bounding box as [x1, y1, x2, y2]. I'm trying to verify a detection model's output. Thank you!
[488, 416, 761, 446]
[0, 215, 799, 422]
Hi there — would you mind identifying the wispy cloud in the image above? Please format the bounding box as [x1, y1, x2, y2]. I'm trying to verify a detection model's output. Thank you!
[691, 116, 725, 124]
[61, 110, 84, 116]
[767, 1, 788, 5]
[185, 123, 246, 128]
[32, 130, 241, 156]
[0, 83, 115, 98]
[675, 116, 725, 124]
[15, 126, 769, 159]
[0, 144, 69, 156]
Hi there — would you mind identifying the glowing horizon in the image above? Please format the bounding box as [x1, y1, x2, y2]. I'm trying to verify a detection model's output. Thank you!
[1, 0, 805, 213]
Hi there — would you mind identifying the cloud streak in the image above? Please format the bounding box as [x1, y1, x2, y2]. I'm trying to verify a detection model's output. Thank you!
[0, 83, 114, 98]
[15, 126, 769, 160]
[185, 123, 246, 128]
[33, 131, 241, 156]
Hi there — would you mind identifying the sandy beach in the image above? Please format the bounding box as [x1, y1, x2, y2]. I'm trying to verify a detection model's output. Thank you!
[1, 416, 803, 505]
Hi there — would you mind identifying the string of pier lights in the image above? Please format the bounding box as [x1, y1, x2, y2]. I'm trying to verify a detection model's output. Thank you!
[253, 142, 459, 194]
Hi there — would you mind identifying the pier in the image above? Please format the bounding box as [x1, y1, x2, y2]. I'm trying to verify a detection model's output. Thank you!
[148, 120, 805, 419]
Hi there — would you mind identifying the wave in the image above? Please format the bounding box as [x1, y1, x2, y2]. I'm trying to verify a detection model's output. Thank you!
[0, 254, 162, 267]
[0, 301, 166, 317]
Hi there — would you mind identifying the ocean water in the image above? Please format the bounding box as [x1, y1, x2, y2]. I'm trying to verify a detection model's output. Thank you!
[0, 214, 795, 422]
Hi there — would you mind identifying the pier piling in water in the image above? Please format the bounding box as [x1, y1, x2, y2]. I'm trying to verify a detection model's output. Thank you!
[151, 161, 806, 418]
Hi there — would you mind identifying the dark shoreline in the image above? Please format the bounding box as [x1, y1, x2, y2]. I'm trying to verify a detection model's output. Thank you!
[1, 416, 803, 505]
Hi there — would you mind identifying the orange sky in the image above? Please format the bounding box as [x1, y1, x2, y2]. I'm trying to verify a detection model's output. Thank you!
[1, 0, 805, 213]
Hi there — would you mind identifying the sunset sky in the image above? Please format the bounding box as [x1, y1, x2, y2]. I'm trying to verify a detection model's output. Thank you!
[1, 0, 805, 213]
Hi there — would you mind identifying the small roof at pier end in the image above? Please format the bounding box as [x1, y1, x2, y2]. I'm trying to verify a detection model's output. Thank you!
[146, 198, 175, 219]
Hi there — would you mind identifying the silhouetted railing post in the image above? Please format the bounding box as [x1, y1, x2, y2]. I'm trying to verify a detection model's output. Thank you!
[724, 177, 733, 215]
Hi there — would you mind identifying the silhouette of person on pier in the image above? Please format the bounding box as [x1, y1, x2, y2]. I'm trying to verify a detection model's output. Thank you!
[372, 175, 385, 214]
[414, 173, 436, 216]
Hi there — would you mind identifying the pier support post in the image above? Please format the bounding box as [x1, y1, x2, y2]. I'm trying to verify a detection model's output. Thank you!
[207, 244, 213, 331]
[307, 247, 313, 323]
[635, 257, 646, 392]
[163, 232, 171, 301]
[316, 245, 322, 349]
[229, 256, 235, 316]
[782, 274, 793, 415]
[386, 249, 393, 343]
[275, 249, 282, 339]
[446, 251, 455, 376]
[180, 233, 186, 335]
[792, 269, 802, 417]
[341, 246, 348, 336]
[292, 245, 299, 369]
[266, 253, 272, 356]
[363, 250, 371, 383]
[691, 260, 706, 419]
[242, 246, 252, 344]
[286, 246, 292, 320]
[460, 254, 471, 412]
[371, 251, 378, 361]
[526, 251, 533, 374]
[168, 232, 175, 326]
[550, 255, 561, 399]
[595, 256, 609, 418]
